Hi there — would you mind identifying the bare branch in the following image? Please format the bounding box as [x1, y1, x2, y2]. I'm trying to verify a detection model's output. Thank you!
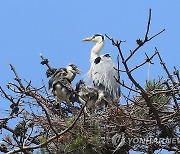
[145, 9, 152, 41]
[40, 53, 52, 70]
[6, 100, 88, 154]
[124, 9, 165, 63]
[129, 50, 158, 73]
[9, 64, 25, 90]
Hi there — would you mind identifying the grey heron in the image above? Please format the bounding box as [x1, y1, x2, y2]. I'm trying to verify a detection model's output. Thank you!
[48, 64, 80, 107]
[75, 80, 110, 115]
[82, 34, 120, 102]
[75, 80, 98, 115]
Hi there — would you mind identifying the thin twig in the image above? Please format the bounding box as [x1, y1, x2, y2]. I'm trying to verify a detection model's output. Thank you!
[9, 64, 25, 90]
[40, 53, 52, 70]
[124, 9, 165, 63]
[115, 79, 141, 94]
[129, 50, 157, 73]
[145, 9, 152, 41]
[157, 48, 179, 111]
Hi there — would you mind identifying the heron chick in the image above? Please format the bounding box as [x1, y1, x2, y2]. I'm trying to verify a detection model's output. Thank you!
[48, 64, 80, 107]
[75, 80, 111, 115]
[66, 64, 81, 82]
[82, 34, 120, 103]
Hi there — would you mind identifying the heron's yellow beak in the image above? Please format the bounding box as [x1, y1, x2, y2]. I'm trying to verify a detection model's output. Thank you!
[82, 37, 93, 42]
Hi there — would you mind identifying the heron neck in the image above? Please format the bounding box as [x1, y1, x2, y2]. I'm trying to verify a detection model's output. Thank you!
[90, 41, 104, 63]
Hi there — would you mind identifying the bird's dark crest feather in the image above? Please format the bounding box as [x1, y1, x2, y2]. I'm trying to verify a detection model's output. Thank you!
[69, 64, 78, 70]
[93, 34, 104, 41]
[103, 54, 111, 58]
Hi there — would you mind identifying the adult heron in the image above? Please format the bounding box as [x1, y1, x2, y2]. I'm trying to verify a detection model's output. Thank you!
[82, 34, 120, 102]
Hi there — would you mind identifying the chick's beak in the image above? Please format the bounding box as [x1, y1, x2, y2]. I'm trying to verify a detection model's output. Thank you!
[76, 69, 81, 74]
[82, 37, 93, 42]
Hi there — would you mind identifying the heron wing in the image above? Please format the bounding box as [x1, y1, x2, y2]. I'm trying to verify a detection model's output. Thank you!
[48, 68, 68, 92]
[53, 78, 73, 92]
[91, 54, 120, 101]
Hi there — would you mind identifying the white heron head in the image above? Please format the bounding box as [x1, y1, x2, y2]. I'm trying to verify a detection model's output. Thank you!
[82, 34, 105, 62]
[82, 34, 104, 43]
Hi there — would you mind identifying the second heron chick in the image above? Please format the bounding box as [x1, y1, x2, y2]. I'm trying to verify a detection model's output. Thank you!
[75, 80, 111, 115]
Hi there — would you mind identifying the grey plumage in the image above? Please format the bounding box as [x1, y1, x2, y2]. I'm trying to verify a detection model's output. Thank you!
[66, 64, 81, 82]
[75, 80, 111, 115]
[76, 80, 98, 109]
[48, 68, 68, 93]
[52, 78, 74, 105]
[92, 54, 120, 101]
[82, 34, 120, 102]
[48, 64, 80, 106]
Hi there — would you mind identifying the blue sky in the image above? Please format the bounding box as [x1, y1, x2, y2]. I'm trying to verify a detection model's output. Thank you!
[0, 1, 179, 86]
[0, 1, 179, 153]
